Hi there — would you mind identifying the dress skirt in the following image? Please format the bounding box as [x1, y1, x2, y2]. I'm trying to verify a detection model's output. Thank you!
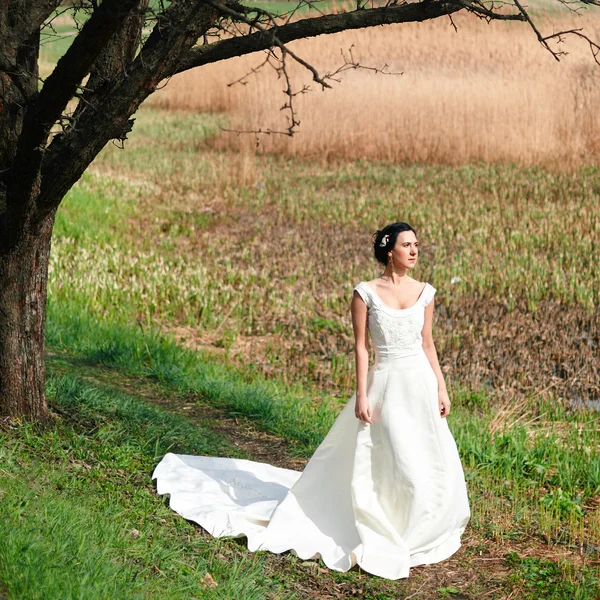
[153, 349, 470, 580]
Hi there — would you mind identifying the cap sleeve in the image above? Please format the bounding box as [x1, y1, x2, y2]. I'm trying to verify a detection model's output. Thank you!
[353, 282, 372, 309]
[421, 283, 437, 307]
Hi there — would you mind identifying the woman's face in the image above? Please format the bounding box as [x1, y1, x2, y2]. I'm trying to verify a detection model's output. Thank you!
[388, 230, 418, 271]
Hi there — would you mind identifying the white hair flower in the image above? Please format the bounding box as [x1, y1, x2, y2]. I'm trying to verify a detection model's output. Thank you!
[379, 234, 389, 247]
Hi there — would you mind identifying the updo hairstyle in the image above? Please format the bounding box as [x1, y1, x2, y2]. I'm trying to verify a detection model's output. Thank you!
[372, 222, 417, 266]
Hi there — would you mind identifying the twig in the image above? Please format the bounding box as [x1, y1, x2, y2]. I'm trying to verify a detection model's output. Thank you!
[227, 53, 272, 87]
[205, 0, 405, 138]
[512, 0, 562, 60]
[405, 581, 428, 599]
[458, 0, 525, 21]
[541, 29, 600, 65]
[449, 13, 458, 32]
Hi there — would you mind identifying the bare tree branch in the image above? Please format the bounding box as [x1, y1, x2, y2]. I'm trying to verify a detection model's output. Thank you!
[511, 0, 600, 63]
[69, 0, 150, 132]
[222, 42, 402, 138]
[324, 45, 402, 82]
[512, 0, 562, 59]
[37, 0, 218, 217]
[206, 1, 408, 136]
[175, 1, 473, 75]
[225, 52, 273, 87]
[542, 28, 600, 64]
[205, 0, 333, 88]
[457, 0, 524, 21]
[2, 0, 141, 248]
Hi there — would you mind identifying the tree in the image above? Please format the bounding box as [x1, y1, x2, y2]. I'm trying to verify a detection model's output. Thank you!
[0, 0, 598, 420]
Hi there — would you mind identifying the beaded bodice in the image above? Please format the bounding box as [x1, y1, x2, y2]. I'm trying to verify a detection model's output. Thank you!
[353, 281, 436, 360]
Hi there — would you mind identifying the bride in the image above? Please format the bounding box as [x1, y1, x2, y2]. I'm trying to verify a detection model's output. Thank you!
[152, 221, 470, 580]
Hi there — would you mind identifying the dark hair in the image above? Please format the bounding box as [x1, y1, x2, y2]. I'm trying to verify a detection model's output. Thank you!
[372, 222, 417, 266]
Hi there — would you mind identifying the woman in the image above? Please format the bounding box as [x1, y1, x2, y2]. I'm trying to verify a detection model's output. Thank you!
[152, 221, 470, 580]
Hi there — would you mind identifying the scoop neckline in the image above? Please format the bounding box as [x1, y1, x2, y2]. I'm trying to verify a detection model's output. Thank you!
[361, 281, 429, 312]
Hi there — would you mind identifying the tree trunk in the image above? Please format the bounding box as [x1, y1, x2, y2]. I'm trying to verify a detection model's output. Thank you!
[0, 211, 54, 420]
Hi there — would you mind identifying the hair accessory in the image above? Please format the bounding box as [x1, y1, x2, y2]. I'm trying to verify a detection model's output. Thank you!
[379, 234, 389, 247]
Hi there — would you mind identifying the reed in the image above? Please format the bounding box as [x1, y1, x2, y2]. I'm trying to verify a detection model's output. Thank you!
[148, 11, 600, 167]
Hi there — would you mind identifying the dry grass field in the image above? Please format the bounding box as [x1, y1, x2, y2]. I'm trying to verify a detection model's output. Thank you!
[149, 9, 600, 167]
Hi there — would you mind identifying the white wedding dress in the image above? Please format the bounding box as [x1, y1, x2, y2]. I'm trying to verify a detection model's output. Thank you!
[152, 281, 470, 579]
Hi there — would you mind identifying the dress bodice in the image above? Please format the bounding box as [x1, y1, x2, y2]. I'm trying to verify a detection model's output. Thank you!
[353, 281, 436, 361]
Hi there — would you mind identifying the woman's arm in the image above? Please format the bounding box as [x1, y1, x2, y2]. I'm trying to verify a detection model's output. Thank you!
[421, 298, 451, 418]
[351, 291, 372, 424]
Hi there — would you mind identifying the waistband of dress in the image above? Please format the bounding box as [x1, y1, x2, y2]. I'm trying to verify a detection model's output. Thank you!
[374, 348, 426, 364]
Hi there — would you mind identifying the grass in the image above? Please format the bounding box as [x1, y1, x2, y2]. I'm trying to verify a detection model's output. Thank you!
[40, 2, 600, 166]
[46, 308, 600, 553]
[2, 341, 599, 598]
[150, 11, 600, 167]
[506, 552, 600, 599]
[37, 103, 600, 596]
[0, 372, 293, 600]
[45, 311, 339, 453]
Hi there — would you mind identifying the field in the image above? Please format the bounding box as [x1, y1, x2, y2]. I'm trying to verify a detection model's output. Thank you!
[150, 9, 600, 167]
[1, 4, 600, 600]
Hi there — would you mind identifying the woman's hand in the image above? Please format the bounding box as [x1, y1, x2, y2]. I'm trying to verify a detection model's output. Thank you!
[355, 394, 373, 424]
[438, 388, 451, 418]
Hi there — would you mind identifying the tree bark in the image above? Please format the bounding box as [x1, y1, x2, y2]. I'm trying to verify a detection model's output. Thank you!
[0, 210, 55, 420]
[0, 7, 49, 419]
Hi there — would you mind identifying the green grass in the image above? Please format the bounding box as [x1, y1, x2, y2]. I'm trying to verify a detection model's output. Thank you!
[44, 107, 600, 559]
[3, 335, 599, 598]
[53, 172, 141, 244]
[46, 307, 339, 453]
[18, 5, 600, 599]
[0, 373, 295, 600]
[45, 302, 600, 555]
[505, 552, 600, 599]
